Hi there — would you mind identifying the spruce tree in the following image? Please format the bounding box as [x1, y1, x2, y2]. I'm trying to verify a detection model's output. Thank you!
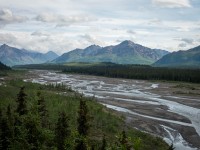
[0, 108, 2, 149]
[37, 92, 48, 128]
[77, 97, 89, 136]
[6, 105, 14, 129]
[6, 105, 11, 119]
[14, 86, 27, 141]
[120, 130, 127, 146]
[16, 86, 27, 116]
[25, 116, 42, 150]
[6, 105, 14, 145]
[0, 117, 12, 150]
[75, 97, 89, 150]
[55, 112, 70, 150]
[0, 106, 14, 150]
[117, 130, 131, 150]
[101, 135, 107, 150]
[75, 138, 87, 150]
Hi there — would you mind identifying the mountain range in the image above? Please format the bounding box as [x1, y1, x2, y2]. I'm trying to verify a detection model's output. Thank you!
[52, 40, 169, 65]
[0, 44, 59, 66]
[153, 45, 200, 68]
[2, 41, 200, 68]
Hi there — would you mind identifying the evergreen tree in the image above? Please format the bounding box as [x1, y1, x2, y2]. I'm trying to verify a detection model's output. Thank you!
[55, 111, 70, 150]
[6, 105, 11, 119]
[14, 86, 27, 139]
[25, 115, 43, 150]
[0, 106, 14, 150]
[14, 87, 41, 150]
[0, 108, 2, 149]
[6, 104, 14, 129]
[16, 86, 27, 116]
[6, 105, 14, 145]
[74, 137, 87, 150]
[91, 145, 95, 150]
[117, 130, 131, 150]
[0, 117, 12, 149]
[101, 135, 107, 150]
[37, 92, 48, 128]
[77, 97, 89, 136]
[120, 130, 127, 146]
[75, 97, 89, 150]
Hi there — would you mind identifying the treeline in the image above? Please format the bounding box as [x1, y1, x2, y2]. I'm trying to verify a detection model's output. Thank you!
[1, 86, 156, 150]
[15, 63, 200, 83]
[0, 61, 11, 71]
[0, 61, 11, 76]
[62, 64, 200, 83]
[14, 63, 67, 70]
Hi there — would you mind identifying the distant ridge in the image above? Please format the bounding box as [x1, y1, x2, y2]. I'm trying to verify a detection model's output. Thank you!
[153, 45, 200, 68]
[52, 40, 169, 65]
[0, 44, 59, 66]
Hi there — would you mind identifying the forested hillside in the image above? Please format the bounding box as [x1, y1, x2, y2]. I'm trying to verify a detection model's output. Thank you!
[0, 61, 10, 70]
[0, 78, 170, 150]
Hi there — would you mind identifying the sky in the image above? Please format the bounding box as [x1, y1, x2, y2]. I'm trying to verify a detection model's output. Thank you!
[0, 0, 200, 54]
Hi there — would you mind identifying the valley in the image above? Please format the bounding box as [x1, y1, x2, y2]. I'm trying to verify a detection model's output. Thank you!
[23, 70, 200, 150]
[1, 0, 200, 149]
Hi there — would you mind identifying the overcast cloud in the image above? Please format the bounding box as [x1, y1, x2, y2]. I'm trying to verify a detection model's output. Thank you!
[0, 8, 27, 27]
[152, 0, 191, 8]
[0, 0, 199, 54]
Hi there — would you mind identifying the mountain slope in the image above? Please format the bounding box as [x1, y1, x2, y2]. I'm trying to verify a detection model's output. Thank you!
[52, 40, 169, 65]
[0, 44, 59, 66]
[153, 45, 200, 68]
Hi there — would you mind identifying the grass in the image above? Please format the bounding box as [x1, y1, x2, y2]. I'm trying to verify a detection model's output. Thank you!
[0, 70, 169, 149]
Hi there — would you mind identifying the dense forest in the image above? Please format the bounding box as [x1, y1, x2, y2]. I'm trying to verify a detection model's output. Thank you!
[0, 61, 11, 71]
[62, 64, 200, 83]
[15, 63, 200, 83]
[0, 76, 172, 150]
[0, 61, 11, 76]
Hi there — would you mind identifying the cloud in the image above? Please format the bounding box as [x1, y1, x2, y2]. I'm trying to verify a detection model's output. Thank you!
[180, 38, 194, 44]
[31, 31, 50, 37]
[0, 32, 93, 54]
[178, 43, 187, 48]
[0, 8, 27, 27]
[152, 0, 191, 8]
[35, 13, 96, 26]
[80, 34, 104, 46]
[0, 0, 199, 53]
[148, 18, 162, 25]
[0, 33, 17, 44]
[127, 30, 136, 34]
